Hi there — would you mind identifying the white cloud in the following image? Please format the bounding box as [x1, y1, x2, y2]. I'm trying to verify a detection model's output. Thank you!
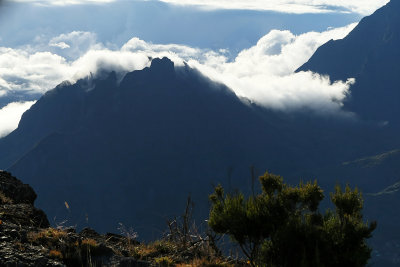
[157, 0, 389, 15]
[0, 36, 150, 96]
[49, 42, 70, 49]
[0, 23, 357, 116]
[48, 31, 102, 59]
[0, 101, 36, 137]
[186, 23, 357, 112]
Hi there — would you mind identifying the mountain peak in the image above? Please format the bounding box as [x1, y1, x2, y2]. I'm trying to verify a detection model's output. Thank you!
[149, 57, 175, 74]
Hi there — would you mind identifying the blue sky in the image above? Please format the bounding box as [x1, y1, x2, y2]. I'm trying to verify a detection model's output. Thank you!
[0, 0, 363, 50]
[0, 0, 389, 136]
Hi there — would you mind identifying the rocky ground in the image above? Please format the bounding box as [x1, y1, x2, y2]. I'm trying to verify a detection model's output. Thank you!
[0, 171, 241, 266]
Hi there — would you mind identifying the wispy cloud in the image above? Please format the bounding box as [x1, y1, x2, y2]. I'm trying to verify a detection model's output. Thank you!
[0, 101, 35, 137]
[157, 0, 389, 15]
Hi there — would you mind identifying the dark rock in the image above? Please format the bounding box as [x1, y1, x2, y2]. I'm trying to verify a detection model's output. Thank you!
[0, 171, 49, 229]
[0, 170, 37, 205]
[80, 227, 100, 238]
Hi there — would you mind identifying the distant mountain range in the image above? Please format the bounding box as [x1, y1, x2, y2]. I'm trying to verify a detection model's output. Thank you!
[1, 1, 400, 265]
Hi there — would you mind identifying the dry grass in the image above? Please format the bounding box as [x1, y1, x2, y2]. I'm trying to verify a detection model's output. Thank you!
[81, 238, 98, 248]
[28, 228, 68, 246]
[49, 250, 63, 260]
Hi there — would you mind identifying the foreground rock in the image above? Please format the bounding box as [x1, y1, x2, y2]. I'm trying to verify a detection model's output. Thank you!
[0, 170, 61, 266]
[0, 171, 150, 266]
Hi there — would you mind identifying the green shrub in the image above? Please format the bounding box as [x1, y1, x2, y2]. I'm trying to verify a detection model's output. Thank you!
[208, 171, 376, 267]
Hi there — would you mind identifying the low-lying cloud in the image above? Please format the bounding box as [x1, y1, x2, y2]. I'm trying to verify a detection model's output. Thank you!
[0, 23, 357, 135]
[187, 24, 357, 112]
[0, 101, 35, 137]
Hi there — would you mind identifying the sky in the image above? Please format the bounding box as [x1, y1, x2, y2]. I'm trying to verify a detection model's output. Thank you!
[0, 0, 390, 137]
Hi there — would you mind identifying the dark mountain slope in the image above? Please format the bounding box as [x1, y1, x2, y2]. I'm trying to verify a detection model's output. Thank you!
[298, 0, 400, 125]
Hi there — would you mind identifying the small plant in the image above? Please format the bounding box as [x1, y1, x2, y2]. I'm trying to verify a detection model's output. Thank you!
[49, 250, 63, 260]
[155, 256, 174, 266]
[118, 223, 138, 256]
[118, 223, 138, 241]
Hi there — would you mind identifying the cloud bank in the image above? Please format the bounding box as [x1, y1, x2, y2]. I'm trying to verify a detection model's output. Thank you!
[158, 0, 389, 15]
[0, 101, 35, 137]
[0, 23, 356, 135]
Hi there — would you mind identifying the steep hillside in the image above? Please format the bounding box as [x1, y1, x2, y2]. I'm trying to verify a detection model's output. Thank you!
[0, 58, 305, 239]
[298, 0, 400, 126]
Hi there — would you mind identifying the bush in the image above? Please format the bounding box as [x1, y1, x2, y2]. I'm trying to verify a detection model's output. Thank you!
[208, 171, 376, 267]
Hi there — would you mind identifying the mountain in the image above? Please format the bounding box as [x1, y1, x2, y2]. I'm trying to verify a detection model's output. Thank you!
[298, 0, 400, 127]
[0, 58, 313, 239]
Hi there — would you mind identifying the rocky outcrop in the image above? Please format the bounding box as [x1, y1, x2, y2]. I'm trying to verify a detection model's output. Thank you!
[0, 170, 61, 266]
[0, 170, 49, 228]
[0, 170, 37, 205]
[0, 171, 151, 266]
